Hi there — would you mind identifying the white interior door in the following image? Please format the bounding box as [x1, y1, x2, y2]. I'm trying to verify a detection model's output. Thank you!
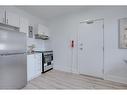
[78, 19, 104, 78]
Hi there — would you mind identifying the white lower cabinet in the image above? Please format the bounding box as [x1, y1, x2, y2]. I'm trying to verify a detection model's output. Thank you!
[27, 54, 42, 81]
[27, 54, 35, 81]
[34, 53, 42, 76]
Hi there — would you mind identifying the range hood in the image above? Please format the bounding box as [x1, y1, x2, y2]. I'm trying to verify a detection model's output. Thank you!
[34, 24, 49, 40]
[35, 34, 49, 40]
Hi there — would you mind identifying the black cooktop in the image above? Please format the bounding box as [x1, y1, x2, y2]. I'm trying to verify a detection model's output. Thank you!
[34, 50, 53, 53]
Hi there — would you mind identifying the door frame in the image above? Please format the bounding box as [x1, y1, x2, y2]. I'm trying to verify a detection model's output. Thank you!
[77, 18, 105, 78]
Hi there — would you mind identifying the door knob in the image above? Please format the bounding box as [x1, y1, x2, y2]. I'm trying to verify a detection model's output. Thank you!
[80, 48, 83, 50]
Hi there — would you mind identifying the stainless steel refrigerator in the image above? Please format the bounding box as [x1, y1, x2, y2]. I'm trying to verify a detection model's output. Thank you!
[0, 23, 27, 89]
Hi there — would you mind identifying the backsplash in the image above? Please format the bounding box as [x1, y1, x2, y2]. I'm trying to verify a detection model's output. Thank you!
[34, 39, 45, 51]
[27, 38, 52, 51]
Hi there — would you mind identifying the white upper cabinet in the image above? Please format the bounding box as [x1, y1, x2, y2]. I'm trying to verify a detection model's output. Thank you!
[0, 9, 29, 34]
[0, 9, 5, 23]
[19, 17, 29, 35]
[0, 9, 20, 28]
[37, 24, 50, 36]
[6, 11, 20, 27]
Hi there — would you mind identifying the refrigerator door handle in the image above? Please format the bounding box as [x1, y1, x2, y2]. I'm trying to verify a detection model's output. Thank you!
[0, 52, 26, 56]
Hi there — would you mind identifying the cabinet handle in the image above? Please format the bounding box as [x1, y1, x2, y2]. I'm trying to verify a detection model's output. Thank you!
[6, 19, 8, 24]
[3, 18, 5, 23]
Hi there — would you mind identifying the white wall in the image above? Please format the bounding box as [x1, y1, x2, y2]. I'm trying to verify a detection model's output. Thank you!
[48, 6, 127, 84]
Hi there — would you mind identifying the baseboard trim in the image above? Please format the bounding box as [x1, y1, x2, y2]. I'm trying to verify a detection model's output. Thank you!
[54, 65, 71, 72]
[54, 65, 78, 74]
[54, 65, 127, 84]
[104, 75, 127, 85]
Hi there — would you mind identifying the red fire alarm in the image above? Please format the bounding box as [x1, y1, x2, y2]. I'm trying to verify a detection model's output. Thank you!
[71, 40, 74, 48]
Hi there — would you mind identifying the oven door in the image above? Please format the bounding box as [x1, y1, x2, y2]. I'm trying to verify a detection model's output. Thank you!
[44, 54, 53, 63]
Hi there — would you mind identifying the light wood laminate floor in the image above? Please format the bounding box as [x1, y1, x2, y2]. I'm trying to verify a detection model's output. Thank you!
[24, 70, 127, 89]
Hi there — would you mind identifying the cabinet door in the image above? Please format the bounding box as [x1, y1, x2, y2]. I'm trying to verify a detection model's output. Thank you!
[34, 54, 38, 76]
[6, 12, 20, 27]
[34, 54, 42, 75]
[27, 54, 35, 81]
[27, 54, 42, 81]
[0, 9, 5, 23]
[37, 53, 42, 73]
[20, 17, 29, 36]
[38, 24, 49, 36]
[38, 54, 42, 72]
[43, 26, 49, 36]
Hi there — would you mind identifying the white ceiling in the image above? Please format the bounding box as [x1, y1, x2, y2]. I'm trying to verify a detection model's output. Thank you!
[17, 6, 88, 21]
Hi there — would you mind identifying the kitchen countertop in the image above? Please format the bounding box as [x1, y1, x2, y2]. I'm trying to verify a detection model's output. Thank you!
[27, 51, 42, 55]
[27, 50, 53, 55]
